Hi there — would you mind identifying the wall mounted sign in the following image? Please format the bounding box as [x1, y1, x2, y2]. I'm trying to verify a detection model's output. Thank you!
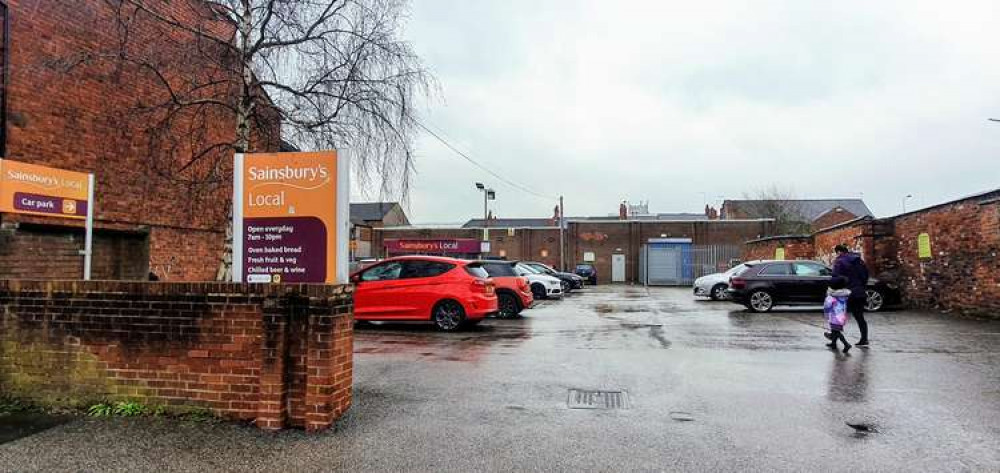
[385, 239, 481, 254]
[917, 232, 932, 259]
[0, 158, 96, 279]
[775, 247, 786, 260]
[232, 151, 349, 284]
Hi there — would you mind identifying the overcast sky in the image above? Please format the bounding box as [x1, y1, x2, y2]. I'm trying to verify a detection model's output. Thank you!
[371, 0, 1000, 223]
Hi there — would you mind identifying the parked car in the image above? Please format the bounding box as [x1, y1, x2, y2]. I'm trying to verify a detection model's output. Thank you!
[514, 262, 564, 299]
[726, 260, 900, 313]
[351, 256, 498, 330]
[692, 262, 755, 300]
[474, 260, 534, 318]
[574, 264, 598, 285]
[521, 261, 584, 293]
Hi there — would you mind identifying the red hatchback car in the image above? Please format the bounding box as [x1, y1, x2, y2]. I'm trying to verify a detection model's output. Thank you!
[473, 260, 533, 318]
[351, 256, 498, 330]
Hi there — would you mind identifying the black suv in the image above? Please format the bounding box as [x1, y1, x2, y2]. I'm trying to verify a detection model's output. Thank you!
[726, 260, 899, 313]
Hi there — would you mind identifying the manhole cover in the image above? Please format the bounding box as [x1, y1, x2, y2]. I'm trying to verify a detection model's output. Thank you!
[567, 389, 630, 409]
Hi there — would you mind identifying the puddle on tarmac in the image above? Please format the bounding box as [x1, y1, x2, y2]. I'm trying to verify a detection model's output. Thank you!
[0, 412, 72, 445]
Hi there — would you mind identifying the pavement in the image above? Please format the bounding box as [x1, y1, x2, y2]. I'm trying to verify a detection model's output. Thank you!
[1, 285, 999, 472]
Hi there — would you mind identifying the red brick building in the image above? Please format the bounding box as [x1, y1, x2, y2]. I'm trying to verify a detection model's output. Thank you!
[0, 0, 278, 281]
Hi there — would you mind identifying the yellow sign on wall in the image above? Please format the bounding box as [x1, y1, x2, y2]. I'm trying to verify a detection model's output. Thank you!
[775, 247, 786, 260]
[918, 232, 932, 259]
[0, 159, 91, 219]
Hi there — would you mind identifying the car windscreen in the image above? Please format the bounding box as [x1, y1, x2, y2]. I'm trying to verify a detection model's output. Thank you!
[464, 263, 490, 279]
[517, 263, 541, 274]
[482, 262, 517, 277]
[528, 263, 554, 274]
[575, 265, 593, 271]
[725, 264, 748, 276]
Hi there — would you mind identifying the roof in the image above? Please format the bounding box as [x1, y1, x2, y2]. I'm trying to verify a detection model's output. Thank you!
[462, 218, 557, 228]
[723, 199, 873, 221]
[351, 202, 400, 222]
[574, 213, 708, 221]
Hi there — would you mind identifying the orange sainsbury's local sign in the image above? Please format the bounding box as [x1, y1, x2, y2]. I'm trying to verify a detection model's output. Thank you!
[0, 158, 97, 280]
[0, 158, 91, 219]
[232, 151, 349, 284]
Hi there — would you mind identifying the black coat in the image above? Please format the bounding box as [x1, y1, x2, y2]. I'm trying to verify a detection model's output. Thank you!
[832, 252, 869, 299]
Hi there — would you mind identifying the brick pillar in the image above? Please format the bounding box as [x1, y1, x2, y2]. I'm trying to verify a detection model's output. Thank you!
[303, 289, 354, 432]
[256, 296, 288, 431]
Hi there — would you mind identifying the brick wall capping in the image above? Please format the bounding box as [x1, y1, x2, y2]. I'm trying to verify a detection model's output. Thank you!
[0, 279, 354, 302]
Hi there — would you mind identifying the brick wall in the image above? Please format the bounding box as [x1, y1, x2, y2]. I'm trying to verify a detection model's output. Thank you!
[0, 280, 353, 431]
[743, 236, 814, 261]
[2, 0, 280, 280]
[0, 223, 149, 280]
[892, 195, 1000, 316]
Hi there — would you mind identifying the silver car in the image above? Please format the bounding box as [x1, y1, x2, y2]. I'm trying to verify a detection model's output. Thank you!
[692, 262, 755, 300]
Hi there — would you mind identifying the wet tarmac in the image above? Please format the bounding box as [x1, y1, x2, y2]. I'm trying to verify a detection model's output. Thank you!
[1, 286, 998, 472]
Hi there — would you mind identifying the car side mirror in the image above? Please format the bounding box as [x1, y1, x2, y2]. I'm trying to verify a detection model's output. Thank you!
[350, 274, 361, 284]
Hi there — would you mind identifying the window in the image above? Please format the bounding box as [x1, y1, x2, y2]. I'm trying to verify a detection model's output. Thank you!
[401, 261, 454, 279]
[725, 264, 748, 276]
[483, 263, 516, 277]
[528, 263, 554, 274]
[793, 263, 830, 277]
[464, 264, 489, 279]
[759, 263, 792, 276]
[361, 262, 403, 281]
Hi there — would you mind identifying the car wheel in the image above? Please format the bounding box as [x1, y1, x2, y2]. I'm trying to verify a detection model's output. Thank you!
[748, 290, 774, 313]
[866, 289, 885, 312]
[432, 300, 466, 331]
[497, 293, 521, 319]
[710, 284, 728, 301]
[531, 283, 547, 300]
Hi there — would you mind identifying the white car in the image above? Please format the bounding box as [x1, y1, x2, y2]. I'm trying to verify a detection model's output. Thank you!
[515, 262, 564, 299]
[692, 262, 755, 300]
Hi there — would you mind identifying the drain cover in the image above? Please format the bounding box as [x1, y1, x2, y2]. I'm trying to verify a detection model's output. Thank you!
[567, 389, 630, 409]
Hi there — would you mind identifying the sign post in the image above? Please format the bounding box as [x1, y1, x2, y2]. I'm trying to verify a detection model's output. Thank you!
[232, 151, 349, 284]
[0, 158, 95, 280]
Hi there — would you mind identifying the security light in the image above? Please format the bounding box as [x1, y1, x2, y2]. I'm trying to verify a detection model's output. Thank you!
[475, 182, 485, 190]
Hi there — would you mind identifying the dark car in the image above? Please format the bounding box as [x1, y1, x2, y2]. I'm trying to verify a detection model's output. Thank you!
[726, 260, 900, 313]
[522, 261, 584, 292]
[574, 264, 598, 285]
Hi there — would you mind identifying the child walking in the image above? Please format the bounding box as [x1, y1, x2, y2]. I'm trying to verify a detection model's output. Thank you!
[824, 277, 852, 353]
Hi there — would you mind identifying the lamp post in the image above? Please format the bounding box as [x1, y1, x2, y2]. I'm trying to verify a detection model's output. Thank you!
[902, 194, 913, 213]
[475, 182, 495, 252]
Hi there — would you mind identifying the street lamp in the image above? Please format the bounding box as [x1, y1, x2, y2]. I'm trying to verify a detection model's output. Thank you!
[475, 183, 495, 248]
[902, 194, 913, 213]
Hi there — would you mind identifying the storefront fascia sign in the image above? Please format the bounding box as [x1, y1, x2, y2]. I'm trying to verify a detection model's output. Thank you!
[232, 151, 350, 284]
[0, 158, 96, 280]
[385, 239, 481, 254]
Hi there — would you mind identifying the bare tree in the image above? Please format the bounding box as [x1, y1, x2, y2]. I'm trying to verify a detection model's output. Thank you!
[99, 0, 431, 279]
[741, 185, 810, 235]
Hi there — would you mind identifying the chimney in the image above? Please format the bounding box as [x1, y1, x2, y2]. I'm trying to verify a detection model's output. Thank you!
[619, 201, 628, 220]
